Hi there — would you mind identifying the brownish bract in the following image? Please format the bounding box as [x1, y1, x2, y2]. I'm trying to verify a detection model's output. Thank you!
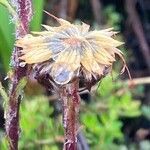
[16, 12, 128, 85]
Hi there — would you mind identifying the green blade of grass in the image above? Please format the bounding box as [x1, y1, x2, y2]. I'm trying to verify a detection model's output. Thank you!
[0, 5, 15, 72]
[30, 0, 44, 31]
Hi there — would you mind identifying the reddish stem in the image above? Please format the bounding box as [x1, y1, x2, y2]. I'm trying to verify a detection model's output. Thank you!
[60, 80, 80, 150]
[5, 0, 32, 150]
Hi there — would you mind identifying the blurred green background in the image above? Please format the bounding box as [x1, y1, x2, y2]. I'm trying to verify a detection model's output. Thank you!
[0, 0, 150, 150]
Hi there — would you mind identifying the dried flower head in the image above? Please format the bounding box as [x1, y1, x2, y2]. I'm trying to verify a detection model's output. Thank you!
[16, 12, 129, 85]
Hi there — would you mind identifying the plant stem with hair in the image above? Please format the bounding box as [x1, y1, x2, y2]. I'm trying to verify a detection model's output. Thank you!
[60, 80, 80, 150]
[5, 0, 32, 150]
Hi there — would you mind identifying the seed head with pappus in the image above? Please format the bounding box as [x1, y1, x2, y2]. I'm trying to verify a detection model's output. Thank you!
[16, 11, 130, 87]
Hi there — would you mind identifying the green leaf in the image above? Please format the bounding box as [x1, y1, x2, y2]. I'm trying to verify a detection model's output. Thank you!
[0, 5, 15, 72]
[30, 0, 44, 31]
[142, 106, 150, 120]
[0, 82, 8, 106]
[16, 77, 27, 97]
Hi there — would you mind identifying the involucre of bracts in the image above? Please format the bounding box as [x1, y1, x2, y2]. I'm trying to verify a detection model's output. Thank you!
[15, 12, 128, 86]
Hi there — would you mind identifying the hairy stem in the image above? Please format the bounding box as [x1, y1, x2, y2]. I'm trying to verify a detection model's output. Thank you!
[60, 80, 80, 150]
[5, 0, 32, 150]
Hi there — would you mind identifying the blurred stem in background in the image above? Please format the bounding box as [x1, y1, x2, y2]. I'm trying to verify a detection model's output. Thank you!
[125, 0, 150, 72]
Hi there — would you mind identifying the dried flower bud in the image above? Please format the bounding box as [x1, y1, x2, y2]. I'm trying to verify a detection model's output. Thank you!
[16, 12, 129, 86]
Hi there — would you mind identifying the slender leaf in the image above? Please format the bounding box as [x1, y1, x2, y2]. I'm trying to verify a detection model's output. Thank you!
[30, 0, 44, 31]
[0, 5, 15, 72]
